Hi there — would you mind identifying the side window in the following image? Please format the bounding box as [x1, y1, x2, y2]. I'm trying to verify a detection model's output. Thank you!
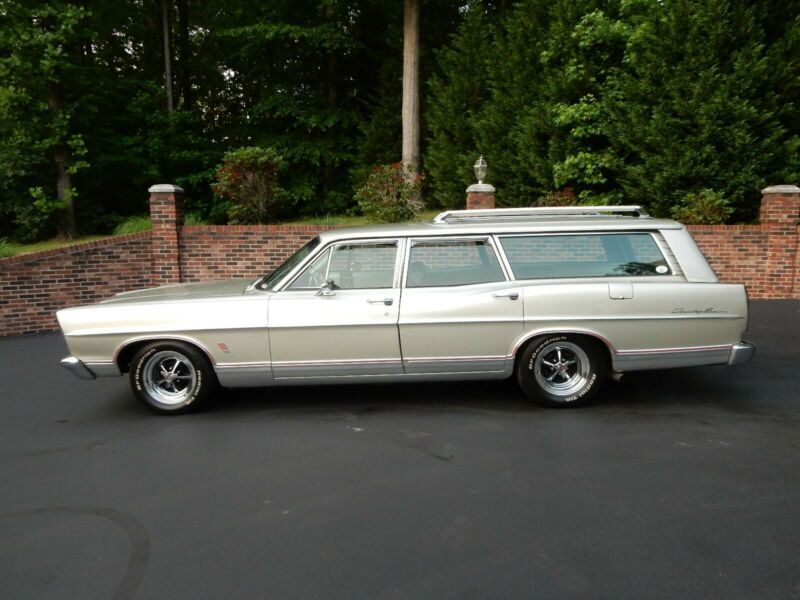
[291, 241, 398, 290]
[328, 242, 398, 289]
[406, 239, 505, 287]
[289, 248, 331, 289]
[499, 233, 671, 280]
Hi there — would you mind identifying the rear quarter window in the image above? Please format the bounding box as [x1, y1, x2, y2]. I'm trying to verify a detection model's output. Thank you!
[499, 233, 671, 280]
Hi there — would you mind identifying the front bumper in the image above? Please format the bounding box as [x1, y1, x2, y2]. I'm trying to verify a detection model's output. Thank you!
[60, 356, 96, 380]
[728, 341, 756, 366]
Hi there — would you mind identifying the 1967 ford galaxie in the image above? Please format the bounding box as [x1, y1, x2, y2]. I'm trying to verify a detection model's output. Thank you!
[58, 206, 755, 414]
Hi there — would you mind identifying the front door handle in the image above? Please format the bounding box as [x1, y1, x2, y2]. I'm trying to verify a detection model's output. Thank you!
[492, 291, 519, 301]
[367, 298, 394, 306]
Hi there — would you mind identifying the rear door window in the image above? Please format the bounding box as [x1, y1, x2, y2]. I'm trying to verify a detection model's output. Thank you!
[406, 239, 506, 287]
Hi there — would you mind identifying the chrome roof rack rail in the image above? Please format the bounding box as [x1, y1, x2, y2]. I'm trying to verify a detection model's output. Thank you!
[433, 205, 649, 223]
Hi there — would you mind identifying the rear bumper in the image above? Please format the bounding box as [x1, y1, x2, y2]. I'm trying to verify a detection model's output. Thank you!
[728, 341, 756, 366]
[60, 356, 96, 380]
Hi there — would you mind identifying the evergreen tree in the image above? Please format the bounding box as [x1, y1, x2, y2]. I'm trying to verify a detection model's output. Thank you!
[426, 1, 495, 209]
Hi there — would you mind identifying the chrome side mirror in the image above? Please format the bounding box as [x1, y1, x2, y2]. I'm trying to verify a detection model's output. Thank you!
[315, 278, 337, 297]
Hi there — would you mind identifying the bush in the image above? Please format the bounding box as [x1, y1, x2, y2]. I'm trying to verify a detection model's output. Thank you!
[355, 163, 425, 223]
[211, 147, 283, 224]
[113, 215, 152, 235]
[670, 189, 733, 225]
[0, 238, 15, 258]
[535, 187, 577, 207]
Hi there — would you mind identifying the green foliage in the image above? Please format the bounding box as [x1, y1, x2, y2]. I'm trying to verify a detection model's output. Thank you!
[0, 238, 15, 258]
[113, 216, 152, 236]
[426, 1, 494, 209]
[212, 147, 284, 224]
[671, 189, 733, 225]
[1, 0, 799, 238]
[426, 0, 800, 219]
[355, 163, 425, 223]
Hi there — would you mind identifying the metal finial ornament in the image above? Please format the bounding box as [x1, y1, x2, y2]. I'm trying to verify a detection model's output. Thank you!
[474, 155, 487, 184]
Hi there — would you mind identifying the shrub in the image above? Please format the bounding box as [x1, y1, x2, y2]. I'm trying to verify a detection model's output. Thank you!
[113, 215, 152, 236]
[535, 187, 577, 207]
[0, 238, 15, 258]
[670, 189, 733, 225]
[211, 147, 283, 224]
[355, 163, 425, 223]
[183, 212, 206, 225]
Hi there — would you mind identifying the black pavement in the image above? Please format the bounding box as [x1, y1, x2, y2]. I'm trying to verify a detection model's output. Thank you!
[1, 301, 799, 599]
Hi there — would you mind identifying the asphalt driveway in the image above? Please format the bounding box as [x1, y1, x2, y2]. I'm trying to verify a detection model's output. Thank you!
[1, 301, 799, 599]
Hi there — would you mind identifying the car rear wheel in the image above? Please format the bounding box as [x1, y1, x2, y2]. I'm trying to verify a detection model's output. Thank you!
[130, 342, 216, 414]
[516, 334, 606, 407]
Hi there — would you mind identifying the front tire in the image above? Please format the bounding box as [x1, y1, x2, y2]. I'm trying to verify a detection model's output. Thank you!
[516, 334, 606, 407]
[130, 342, 216, 414]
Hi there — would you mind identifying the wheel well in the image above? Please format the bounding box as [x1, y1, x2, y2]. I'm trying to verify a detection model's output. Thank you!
[513, 332, 613, 371]
[115, 339, 213, 373]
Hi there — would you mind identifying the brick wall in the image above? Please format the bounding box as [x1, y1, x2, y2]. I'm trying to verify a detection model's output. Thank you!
[179, 225, 332, 282]
[0, 233, 152, 336]
[687, 226, 772, 297]
[1, 184, 798, 337]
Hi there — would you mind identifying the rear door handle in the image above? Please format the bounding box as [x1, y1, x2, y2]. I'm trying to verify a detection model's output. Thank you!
[492, 291, 519, 301]
[367, 298, 394, 306]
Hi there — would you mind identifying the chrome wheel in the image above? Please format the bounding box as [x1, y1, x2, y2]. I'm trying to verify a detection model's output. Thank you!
[533, 341, 590, 398]
[141, 350, 198, 406]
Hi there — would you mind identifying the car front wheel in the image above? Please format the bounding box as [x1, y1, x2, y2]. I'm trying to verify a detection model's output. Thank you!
[516, 334, 606, 407]
[130, 342, 216, 414]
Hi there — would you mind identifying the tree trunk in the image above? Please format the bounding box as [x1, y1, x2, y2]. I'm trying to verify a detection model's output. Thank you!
[177, 0, 191, 109]
[402, 0, 420, 179]
[161, 0, 174, 112]
[47, 81, 76, 239]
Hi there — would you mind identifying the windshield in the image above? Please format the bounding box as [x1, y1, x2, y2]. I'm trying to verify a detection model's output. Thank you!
[258, 237, 321, 290]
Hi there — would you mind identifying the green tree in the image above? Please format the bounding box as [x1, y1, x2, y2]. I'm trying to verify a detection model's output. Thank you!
[426, 1, 495, 209]
[0, 0, 89, 239]
[606, 0, 800, 219]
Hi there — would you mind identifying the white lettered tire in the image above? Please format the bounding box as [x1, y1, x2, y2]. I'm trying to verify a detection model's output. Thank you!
[516, 334, 607, 407]
[130, 341, 216, 414]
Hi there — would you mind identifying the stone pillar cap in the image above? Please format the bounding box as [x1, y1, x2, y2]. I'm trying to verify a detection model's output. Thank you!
[467, 183, 496, 193]
[148, 184, 185, 194]
[761, 184, 800, 194]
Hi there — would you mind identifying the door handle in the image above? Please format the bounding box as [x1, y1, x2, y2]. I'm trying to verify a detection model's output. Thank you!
[492, 291, 519, 300]
[367, 298, 394, 306]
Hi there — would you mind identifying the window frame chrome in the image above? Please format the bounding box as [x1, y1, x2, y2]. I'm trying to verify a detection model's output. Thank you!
[401, 235, 511, 289]
[494, 230, 680, 282]
[278, 237, 406, 292]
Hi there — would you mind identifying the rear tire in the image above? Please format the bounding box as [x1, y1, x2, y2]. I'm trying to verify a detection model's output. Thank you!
[516, 334, 606, 407]
[130, 341, 216, 414]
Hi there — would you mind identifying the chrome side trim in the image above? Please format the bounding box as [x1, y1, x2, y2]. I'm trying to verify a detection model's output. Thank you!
[215, 364, 274, 387]
[403, 355, 506, 374]
[85, 362, 122, 377]
[613, 345, 733, 371]
[521, 314, 743, 322]
[728, 341, 756, 365]
[60, 356, 96, 380]
[273, 358, 403, 379]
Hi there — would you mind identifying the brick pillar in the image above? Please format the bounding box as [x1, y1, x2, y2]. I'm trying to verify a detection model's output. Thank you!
[466, 183, 496, 210]
[149, 184, 184, 285]
[759, 185, 800, 299]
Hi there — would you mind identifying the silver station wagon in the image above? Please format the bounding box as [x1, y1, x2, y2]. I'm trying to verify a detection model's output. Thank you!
[58, 206, 755, 414]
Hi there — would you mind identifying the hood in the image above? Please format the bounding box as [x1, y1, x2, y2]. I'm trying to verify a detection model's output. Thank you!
[100, 279, 253, 305]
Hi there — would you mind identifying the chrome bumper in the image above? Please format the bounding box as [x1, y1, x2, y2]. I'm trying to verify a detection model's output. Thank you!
[60, 356, 96, 380]
[728, 342, 756, 366]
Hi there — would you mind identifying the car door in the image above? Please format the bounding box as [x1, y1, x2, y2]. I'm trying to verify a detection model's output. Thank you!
[267, 239, 404, 379]
[399, 237, 523, 374]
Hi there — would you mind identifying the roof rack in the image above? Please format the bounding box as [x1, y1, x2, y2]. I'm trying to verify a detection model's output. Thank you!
[433, 205, 649, 223]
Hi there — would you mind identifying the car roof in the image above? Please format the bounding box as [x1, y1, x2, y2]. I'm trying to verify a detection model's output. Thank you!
[318, 215, 683, 244]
